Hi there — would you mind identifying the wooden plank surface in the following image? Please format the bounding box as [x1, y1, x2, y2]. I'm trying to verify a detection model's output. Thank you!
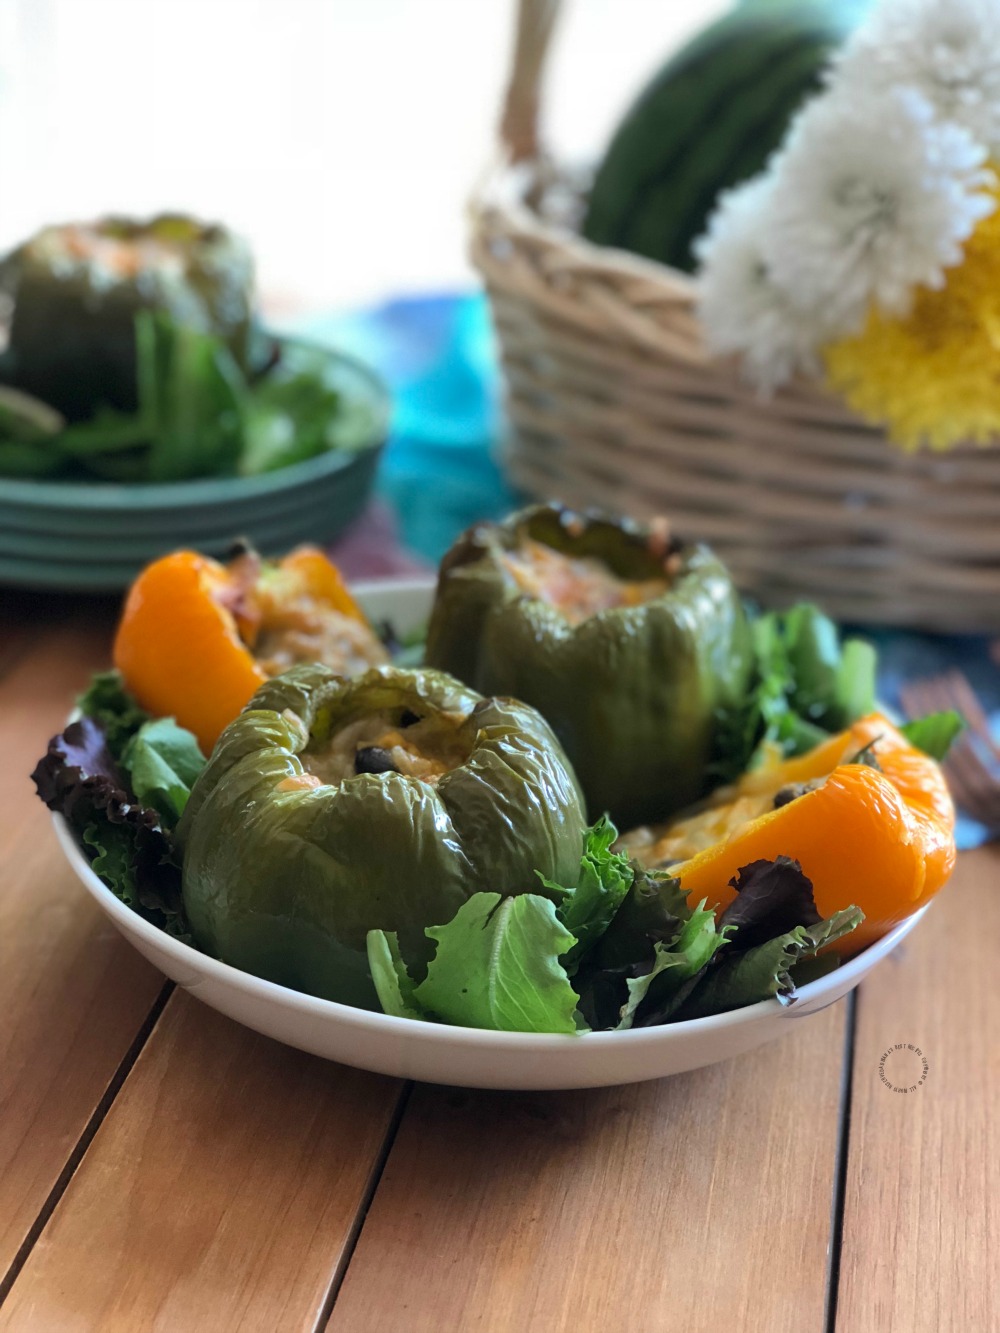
[0, 994, 405, 1333]
[328, 1005, 849, 1333]
[0, 610, 167, 1290]
[836, 843, 1000, 1333]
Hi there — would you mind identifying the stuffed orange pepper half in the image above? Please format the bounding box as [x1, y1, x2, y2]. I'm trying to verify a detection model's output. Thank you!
[623, 712, 956, 955]
[113, 544, 387, 755]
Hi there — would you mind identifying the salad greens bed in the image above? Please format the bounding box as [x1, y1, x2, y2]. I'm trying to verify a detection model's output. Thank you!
[367, 823, 862, 1034]
[33, 673, 202, 942]
[32, 606, 961, 1036]
[0, 314, 380, 483]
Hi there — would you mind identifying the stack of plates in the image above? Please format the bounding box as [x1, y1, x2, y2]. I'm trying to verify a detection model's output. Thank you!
[0, 349, 389, 592]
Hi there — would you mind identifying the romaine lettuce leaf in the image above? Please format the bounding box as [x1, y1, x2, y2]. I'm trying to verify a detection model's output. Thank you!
[834, 637, 879, 728]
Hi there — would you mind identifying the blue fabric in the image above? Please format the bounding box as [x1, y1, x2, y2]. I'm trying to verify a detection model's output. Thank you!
[296, 291, 998, 850]
[296, 293, 518, 562]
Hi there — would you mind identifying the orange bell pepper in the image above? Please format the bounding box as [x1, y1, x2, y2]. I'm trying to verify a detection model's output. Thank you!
[113, 546, 369, 755]
[659, 713, 956, 955]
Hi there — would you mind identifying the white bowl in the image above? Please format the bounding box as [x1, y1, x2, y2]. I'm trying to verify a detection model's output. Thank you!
[53, 576, 929, 1090]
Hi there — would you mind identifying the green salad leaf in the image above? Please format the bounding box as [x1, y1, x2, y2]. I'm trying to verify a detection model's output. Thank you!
[240, 341, 356, 475]
[575, 856, 863, 1032]
[0, 386, 65, 475]
[572, 867, 689, 1030]
[590, 868, 690, 971]
[366, 820, 640, 1032]
[121, 716, 206, 823]
[714, 603, 876, 780]
[54, 406, 153, 481]
[538, 815, 632, 967]
[14, 314, 245, 482]
[416, 894, 577, 1033]
[76, 670, 150, 760]
[139, 312, 246, 482]
[673, 908, 863, 1019]
[0, 438, 64, 477]
[367, 930, 425, 1021]
[900, 710, 965, 761]
[80, 820, 191, 942]
[787, 953, 843, 988]
[369, 892, 580, 1034]
[617, 904, 730, 1030]
[82, 820, 140, 906]
[780, 604, 876, 732]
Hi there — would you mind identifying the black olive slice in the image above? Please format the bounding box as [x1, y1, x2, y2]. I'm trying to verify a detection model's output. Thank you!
[355, 746, 398, 775]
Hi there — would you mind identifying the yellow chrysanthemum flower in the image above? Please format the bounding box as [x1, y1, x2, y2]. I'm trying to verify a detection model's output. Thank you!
[824, 185, 1000, 450]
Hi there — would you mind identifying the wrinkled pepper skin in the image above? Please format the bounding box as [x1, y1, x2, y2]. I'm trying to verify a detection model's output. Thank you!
[178, 664, 587, 1007]
[0, 214, 253, 418]
[113, 545, 369, 755]
[424, 505, 754, 828]
[656, 713, 956, 955]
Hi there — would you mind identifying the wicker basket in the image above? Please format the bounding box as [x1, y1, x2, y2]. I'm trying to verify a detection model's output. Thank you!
[469, 0, 1000, 632]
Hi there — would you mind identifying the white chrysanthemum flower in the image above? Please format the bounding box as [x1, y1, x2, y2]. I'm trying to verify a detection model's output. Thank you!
[695, 178, 833, 392]
[762, 85, 995, 330]
[833, 0, 1000, 156]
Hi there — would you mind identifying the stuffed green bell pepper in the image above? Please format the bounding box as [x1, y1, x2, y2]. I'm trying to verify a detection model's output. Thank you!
[0, 214, 253, 418]
[177, 662, 587, 1008]
[424, 504, 754, 829]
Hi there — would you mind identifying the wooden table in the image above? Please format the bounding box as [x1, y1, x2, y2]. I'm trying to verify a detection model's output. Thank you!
[2, 590, 998, 1332]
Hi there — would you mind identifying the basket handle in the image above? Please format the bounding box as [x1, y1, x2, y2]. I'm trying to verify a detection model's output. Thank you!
[499, 0, 562, 163]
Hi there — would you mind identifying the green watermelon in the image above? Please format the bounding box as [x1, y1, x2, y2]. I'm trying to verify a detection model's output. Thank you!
[581, 0, 868, 273]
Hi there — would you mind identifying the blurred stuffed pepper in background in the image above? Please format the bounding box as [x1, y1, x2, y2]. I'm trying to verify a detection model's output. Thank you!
[113, 543, 388, 755]
[424, 503, 754, 829]
[0, 213, 254, 419]
[177, 663, 588, 1007]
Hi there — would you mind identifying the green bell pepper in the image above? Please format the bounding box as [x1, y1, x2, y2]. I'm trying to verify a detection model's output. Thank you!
[424, 504, 754, 828]
[0, 213, 253, 419]
[177, 663, 586, 1008]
